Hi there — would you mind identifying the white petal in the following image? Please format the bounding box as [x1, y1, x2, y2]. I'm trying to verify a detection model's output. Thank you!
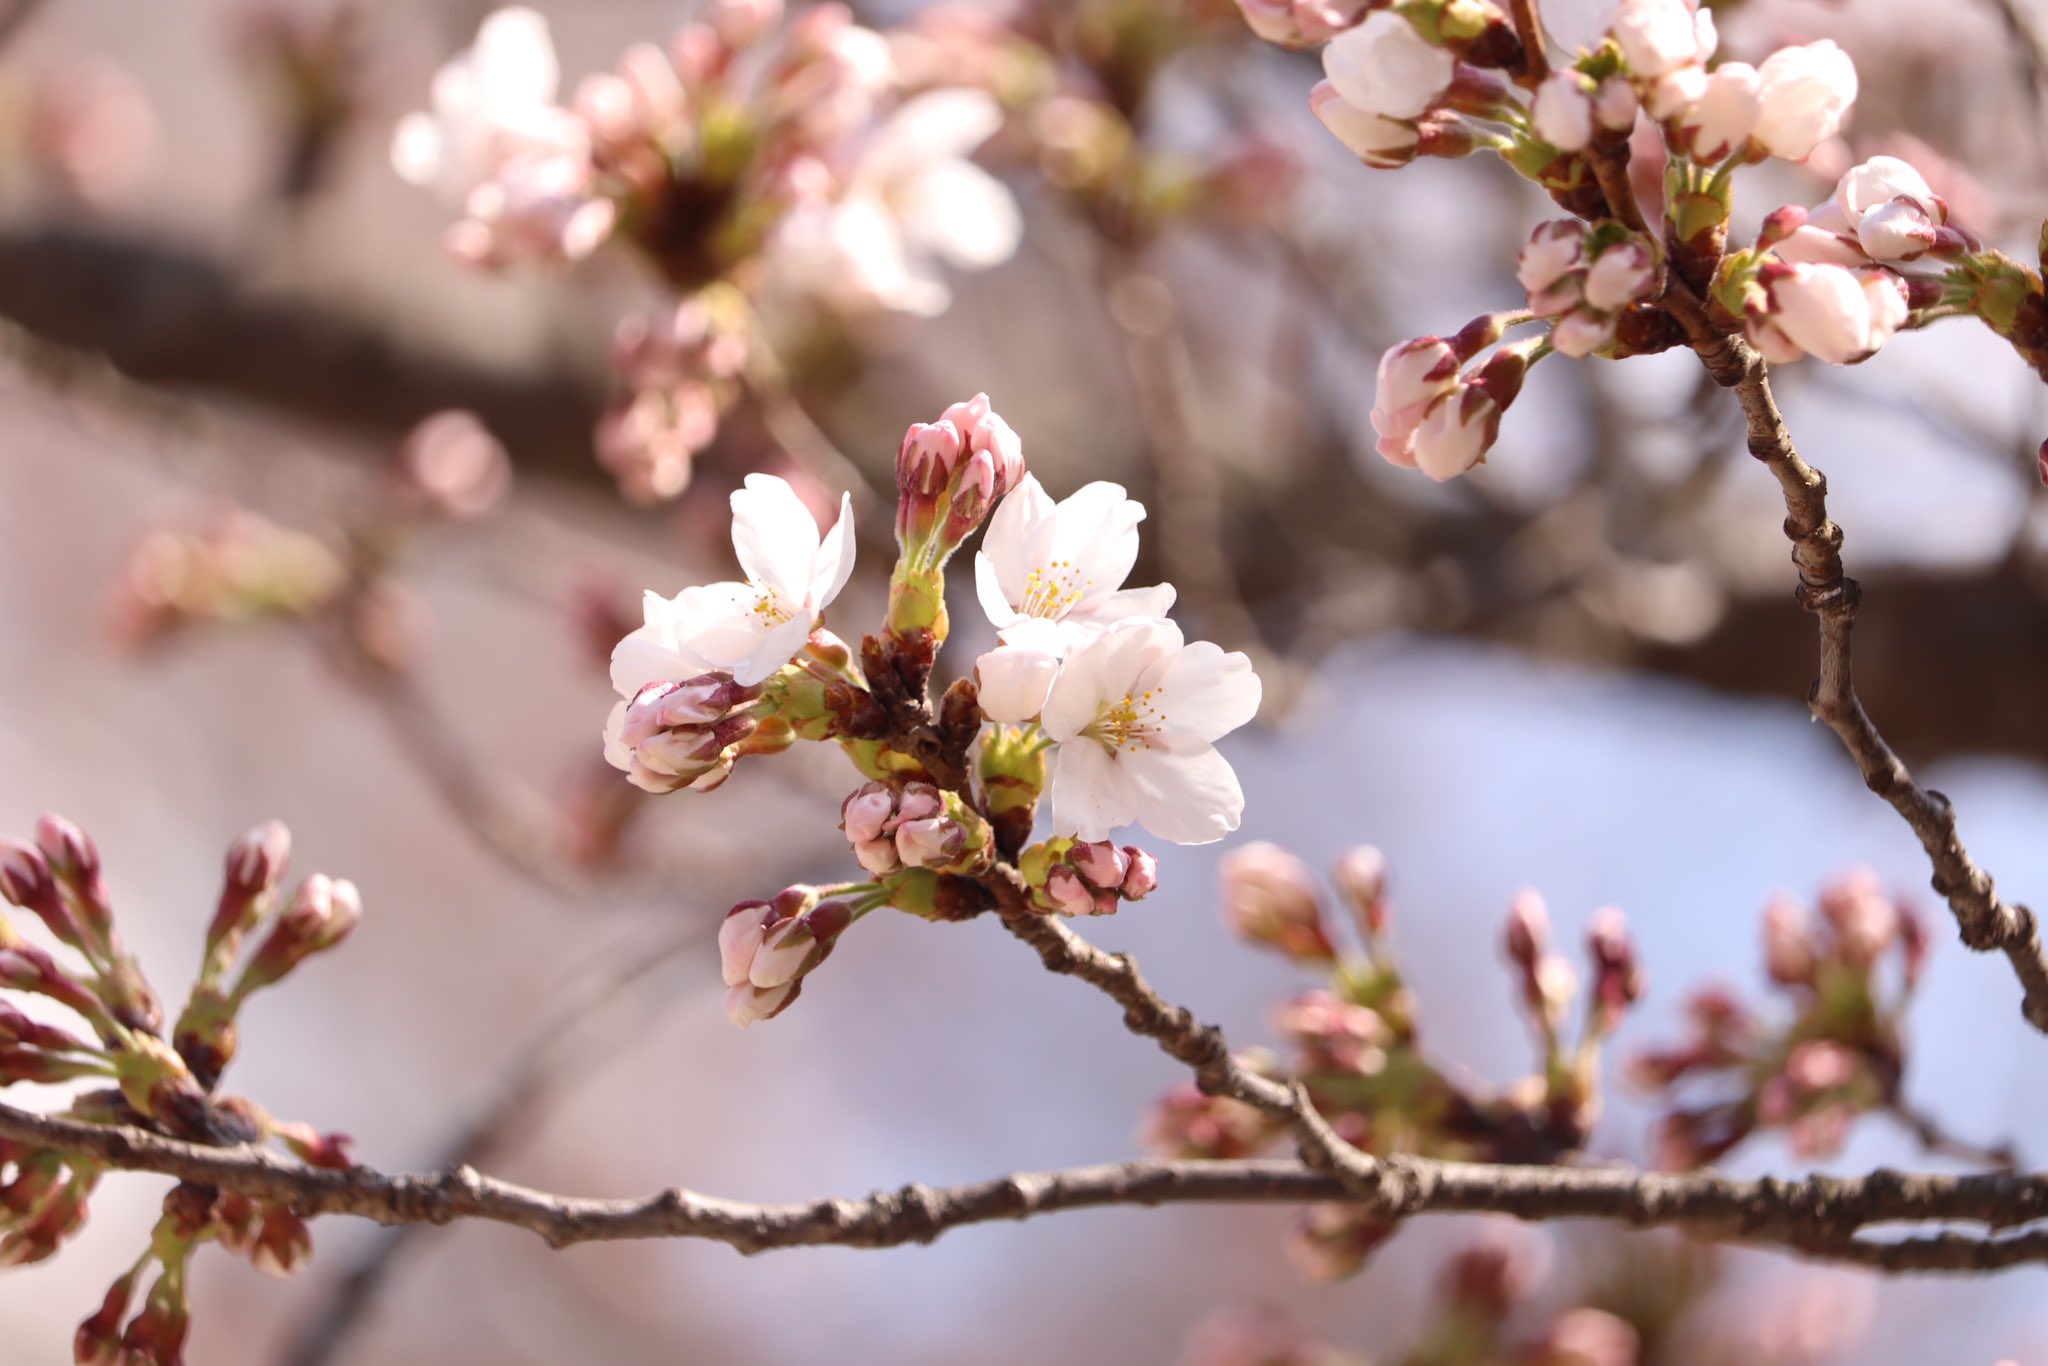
[391, 113, 445, 187]
[975, 552, 1027, 631]
[1122, 740, 1245, 845]
[975, 646, 1061, 723]
[609, 615, 704, 696]
[1157, 641, 1262, 741]
[1045, 481, 1146, 605]
[669, 581, 771, 672]
[982, 475, 1054, 607]
[738, 613, 815, 687]
[1047, 739, 1139, 842]
[731, 474, 821, 601]
[809, 491, 858, 610]
[861, 89, 1004, 187]
[896, 161, 1021, 271]
[472, 7, 559, 109]
[1073, 583, 1177, 626]
[602, 700, 633, 770]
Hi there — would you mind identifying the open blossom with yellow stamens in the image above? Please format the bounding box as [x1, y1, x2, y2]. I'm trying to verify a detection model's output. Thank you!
[974, 475, 1175, 651]
[609, 473, 855, 690]
[1040, 618, 1261, 845]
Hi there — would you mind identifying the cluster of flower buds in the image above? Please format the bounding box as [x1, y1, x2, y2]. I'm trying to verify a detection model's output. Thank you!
[891, 392, 1026, 634]
[1, 817, 360, 1361]
[1369, 314, 1538, 482]
[841, 781, 993, 876]
[1517, 221, 1660, 358]
[605, 673, 783, 794]
[1632, 871, 1947, 1169]
[595, 292, 751, 504]
[719, 886, 862, 1026]
[1017, 837, 1157, 917]
[109, 507, 347, 649]
[1155, 847, 1641, 1278]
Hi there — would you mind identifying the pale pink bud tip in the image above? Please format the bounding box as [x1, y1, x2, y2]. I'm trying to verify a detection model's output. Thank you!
[32, 815, 98, 878]
[225, 820, 293, 896]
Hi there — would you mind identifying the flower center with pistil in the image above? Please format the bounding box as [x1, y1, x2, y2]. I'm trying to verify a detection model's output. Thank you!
[1019, 559, 1091, 619]
[1088, 689, 1160, 752]
[750, 586, 795, 627]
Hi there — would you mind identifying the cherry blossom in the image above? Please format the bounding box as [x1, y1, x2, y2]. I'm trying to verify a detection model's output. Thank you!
[1752, 41, 1857, 163]
[1309, 81, 1419, 169]
[390, 8, 580, 208]
[610, 474, 855, 690]
[773, 89, 1021, 317]
[1321, 12, 1454, 121]
[1040, 618, 1261, 845]
[974, 475, 1175, 651]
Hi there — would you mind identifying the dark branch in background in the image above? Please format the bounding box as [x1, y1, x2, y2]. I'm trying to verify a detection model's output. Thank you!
[0, 227, 604, 478]
[0, 0, 50, 50]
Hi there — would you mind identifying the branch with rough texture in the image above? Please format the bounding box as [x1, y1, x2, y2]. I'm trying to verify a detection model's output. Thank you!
[1683, 326, 2048, 1034]
[5, 1099, 2048, 1270]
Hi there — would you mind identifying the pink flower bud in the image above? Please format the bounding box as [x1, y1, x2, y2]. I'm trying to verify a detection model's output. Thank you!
[1219, 842, 1334, 961]
[1119, 846, 1159, 900]
[896, 421, 964, 496]
[840, 782, 895, 844]
[1753, 40, 1857, 162]
[719, 900, 774, 987]
[32, 815, 98, 884]
[1587, 905, 1642, 1028]
[1517, 220, 1586, 299]
[1331, 845, 1387, 933]
[1286, 1202, 1396, 1282]
[251, 1206, 313, 1277]
[725, 978, 800, 1027]
[1368, 336, 1459, 461]
[1581, 241, 1658, 312]
[1044, 864, 1109, 916]
[1234, 0, 1366, 47]
[1322, 12, 1454, 121]
[895, 816, 965, 868]
[1550, 311, 1617, 358]
[1679, 61, 1759, 161]
[0, 841, 59, 917]
[1309, 81, 1418, 170]
[224, 820, 292, 898]
[1609, 0, 1716, 79]
[1504, 889, 1549, 968]
[1069, 841, 1131, 892]
[1411, 383, 1501, 482]
[1531, 72, 1593, 152]
[1762, 893, 1815, 985]
[1752, 262, 1905, 364]
[1275, 989, 1388, 1074]
[1818, 868, 1897, 967]
[1784, 1039, 1860, 1093]
[1592, 76, 1639, 132]
[1142, 1082, 1279, 1159]
[975, 645, 1060, 723]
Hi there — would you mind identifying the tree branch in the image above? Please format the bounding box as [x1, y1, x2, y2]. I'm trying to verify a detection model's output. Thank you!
[1681, 325, 2048, 1035]
[5, 1099, 2048, 1270]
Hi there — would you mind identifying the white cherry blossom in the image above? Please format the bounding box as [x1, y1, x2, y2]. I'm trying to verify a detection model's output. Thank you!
[1041, 618, 1261, 845]
[773, 89, 1021, 317]
[391, 8, 583, 207]
[610, 475, 856, 690]
[1321, 12, 1454, 120]
[974, 475, 1175, 651]
[1752, 41, 1857, 163]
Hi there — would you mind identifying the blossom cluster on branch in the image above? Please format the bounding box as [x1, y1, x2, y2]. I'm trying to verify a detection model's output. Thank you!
[603, 391, 1259, 1024]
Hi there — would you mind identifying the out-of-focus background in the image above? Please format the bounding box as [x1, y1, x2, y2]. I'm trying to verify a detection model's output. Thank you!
[5, 0, 2048, 1361]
